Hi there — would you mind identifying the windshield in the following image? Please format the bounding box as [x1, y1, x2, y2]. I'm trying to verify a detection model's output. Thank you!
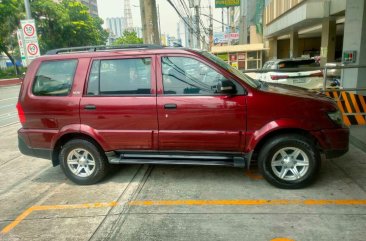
[199, 51, 261, 88]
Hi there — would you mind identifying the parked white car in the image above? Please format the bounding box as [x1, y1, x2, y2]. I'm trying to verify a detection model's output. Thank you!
[258, 59, 332, 89]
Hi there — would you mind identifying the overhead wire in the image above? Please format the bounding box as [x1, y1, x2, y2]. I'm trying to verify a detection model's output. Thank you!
[166, 0, 208, 46]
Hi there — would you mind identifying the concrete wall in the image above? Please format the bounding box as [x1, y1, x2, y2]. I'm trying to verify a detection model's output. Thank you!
[278, 37, 321, 59]
[249, 26, 263, 44]
[342, 0, 366, 93]
[330, 0, 346, 15]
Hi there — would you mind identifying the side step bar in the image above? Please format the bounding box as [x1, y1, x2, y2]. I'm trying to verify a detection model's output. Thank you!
[107, 152, 247, 168]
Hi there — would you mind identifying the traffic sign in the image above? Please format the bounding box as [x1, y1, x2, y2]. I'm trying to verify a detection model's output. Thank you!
[25, 42, 40, 60]
[17, 29, 27, 67]
[27, 43, 39, 56]
[20, 19, 41, 64]
[21, 20, 38, 40]
[23, 24, 35, 37]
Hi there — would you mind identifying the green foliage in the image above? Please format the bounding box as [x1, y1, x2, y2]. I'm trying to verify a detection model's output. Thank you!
[31, 0, 70, 52]
[114, 30, 143, 45]
[0, 0, 108, 75]
[0, 67, 27, 79]
[32, 0, 108, 52]
[0, 0, 23, 73]
[0, 0, 23, 45]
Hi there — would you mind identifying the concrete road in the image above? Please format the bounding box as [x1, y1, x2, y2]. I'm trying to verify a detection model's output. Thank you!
[0, 85, 20, 128]
[0, 121, 365, 241]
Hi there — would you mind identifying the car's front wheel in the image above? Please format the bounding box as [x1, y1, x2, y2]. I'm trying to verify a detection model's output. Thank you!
[258, 134, 320, 189]
[59, 139, 109, 185]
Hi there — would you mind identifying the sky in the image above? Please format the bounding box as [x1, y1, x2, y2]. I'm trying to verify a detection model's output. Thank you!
[96, 0, 227, 37]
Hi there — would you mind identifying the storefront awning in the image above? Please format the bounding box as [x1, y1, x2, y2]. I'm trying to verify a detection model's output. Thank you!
[211, 44, 266, 54]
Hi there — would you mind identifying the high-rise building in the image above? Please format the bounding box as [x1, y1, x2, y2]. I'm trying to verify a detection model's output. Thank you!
[106, 17, 126, 38]
[53, 0, 99, 18]
[80, 0, 99, 17]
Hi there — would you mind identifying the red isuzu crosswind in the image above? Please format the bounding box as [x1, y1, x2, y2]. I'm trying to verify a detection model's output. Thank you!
[16, 45, 349, 188]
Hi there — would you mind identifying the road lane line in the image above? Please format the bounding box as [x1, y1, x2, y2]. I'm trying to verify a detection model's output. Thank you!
[0, 121, 19, 128]
[0, 97, 17, 102]
[128, 199, 366, 206]
[244, 169, 263, 179]
[0, 202, 118, 234]
[0, 104, 16, 109]
[2, 199, 366, 235]
[0, 206, 34, 234]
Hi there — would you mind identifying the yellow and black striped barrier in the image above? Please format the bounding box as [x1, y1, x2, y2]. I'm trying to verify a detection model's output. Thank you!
[325, 90, 366, 126]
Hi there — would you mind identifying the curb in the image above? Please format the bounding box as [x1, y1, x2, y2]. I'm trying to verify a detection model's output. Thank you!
[0, 78, 22, 87]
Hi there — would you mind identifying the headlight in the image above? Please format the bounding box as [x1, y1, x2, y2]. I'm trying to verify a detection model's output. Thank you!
[327, 110, 344, 126]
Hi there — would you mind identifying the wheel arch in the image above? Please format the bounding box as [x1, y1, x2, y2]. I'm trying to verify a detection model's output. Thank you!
[251, 128, 318, 162]
[51, 133, 105, 167]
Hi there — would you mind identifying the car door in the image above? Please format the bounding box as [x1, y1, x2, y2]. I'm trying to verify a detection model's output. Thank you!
[80, 55, 158, 151]
[156, 54, 247, 152]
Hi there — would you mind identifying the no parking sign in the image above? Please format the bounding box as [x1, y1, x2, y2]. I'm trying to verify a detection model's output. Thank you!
[20, 19, 41, 63]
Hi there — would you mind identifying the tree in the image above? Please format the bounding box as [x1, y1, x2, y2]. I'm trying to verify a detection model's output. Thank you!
[0, 0, 108, 73]
[32, 0, 108, 52]
[31, 0, 70, 52]
[114, 30, 143, 45]
[0, 0, 23, 74]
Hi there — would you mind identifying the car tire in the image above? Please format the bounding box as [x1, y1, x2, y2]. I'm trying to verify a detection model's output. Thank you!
[258, 134, 320, 189]
[59, 139, 109, 185]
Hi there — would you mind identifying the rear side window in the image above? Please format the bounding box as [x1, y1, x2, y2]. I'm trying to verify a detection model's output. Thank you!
[87, 58, 151, 96]
[32, 60, 77, 96]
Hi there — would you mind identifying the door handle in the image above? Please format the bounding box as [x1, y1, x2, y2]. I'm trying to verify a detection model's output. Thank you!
[164, 103, 177, 109]
[84, 105, 96, 110]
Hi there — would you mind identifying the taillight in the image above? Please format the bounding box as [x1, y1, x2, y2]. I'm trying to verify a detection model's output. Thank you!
[310, 72, 323, 77]
[16, 102, 26, 125]
[270, 75, 289, 80]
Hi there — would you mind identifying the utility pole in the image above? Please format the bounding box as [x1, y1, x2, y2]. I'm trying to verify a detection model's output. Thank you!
[189, 16, 194, 48]
[239, 0, 247, 44]
[194, 3, 200, 49]
[24, 0, 32, 19]
[227, 7, 230, 45]
[209, 4, 213, 51]
[139, 0, 160, 44]
[221, 8, 224, 32]
[157, 4, 161, 39]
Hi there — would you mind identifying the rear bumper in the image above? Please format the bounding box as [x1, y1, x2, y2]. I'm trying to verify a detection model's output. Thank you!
[311, 127, 350, 159]
[18, 132, 51, 160]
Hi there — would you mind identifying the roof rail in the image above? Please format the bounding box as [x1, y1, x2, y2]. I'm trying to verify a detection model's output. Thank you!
[46, 44, 164, 55]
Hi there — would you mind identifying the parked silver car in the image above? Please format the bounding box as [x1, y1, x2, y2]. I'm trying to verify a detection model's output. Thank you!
[258, 59, 332, 89]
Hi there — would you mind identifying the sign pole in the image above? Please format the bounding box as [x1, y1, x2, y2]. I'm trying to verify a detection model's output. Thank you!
[23, 0, 32, 19]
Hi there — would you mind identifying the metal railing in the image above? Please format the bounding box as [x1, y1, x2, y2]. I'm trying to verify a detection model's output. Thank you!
[241, 64, 366, 92]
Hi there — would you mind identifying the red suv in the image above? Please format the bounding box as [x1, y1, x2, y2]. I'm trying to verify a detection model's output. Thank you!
[16, 45, 349, 189]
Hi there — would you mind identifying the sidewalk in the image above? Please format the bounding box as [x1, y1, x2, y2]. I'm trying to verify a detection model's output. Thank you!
[350, 125, 366, 152]
[0, 78, 22, 87]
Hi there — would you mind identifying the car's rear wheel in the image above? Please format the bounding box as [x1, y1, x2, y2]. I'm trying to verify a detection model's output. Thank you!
[59, 139, 109, 185]
[258, 134, 320, 189]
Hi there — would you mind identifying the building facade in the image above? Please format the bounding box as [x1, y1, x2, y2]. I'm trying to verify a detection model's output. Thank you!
[80, 0, 98, 18]
[53, 0, 99, 17]
[263, 0, 366, 91]
[106, 17, 126, 38]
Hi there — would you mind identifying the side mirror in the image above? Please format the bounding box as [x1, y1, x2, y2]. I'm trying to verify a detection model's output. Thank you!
[217, 80, 237, 94]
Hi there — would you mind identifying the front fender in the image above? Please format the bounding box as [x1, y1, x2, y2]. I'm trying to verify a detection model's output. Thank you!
[245, 119, 313, 152]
